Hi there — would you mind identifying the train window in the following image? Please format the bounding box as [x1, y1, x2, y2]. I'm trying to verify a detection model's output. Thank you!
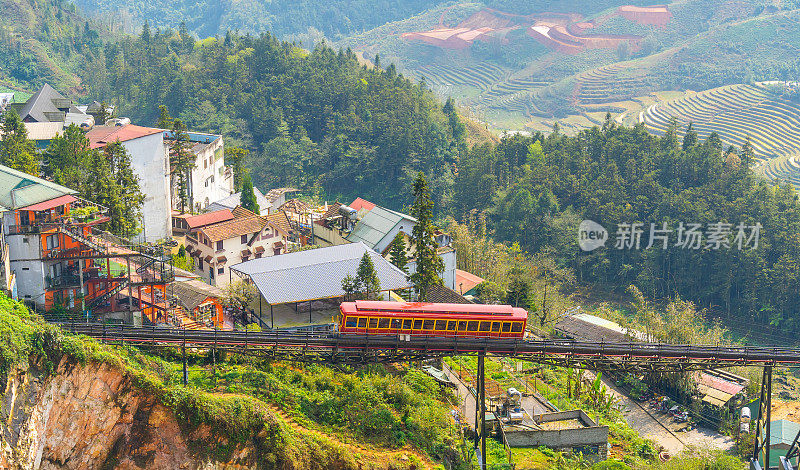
[447, 320, 457, 330]
[413, 319, 423, 330]
[479, 321, 491, 331]
[369, 318, 378, 328]
[511, 322, 523, 332]
[467, 321, 479, 332]
[379, 318, 390, 329]
[391, 318, 402, 329]
[402, 319, 412, 329]
[423, 320, 435, 330]
[435, 320, 447, 330]
[502, 322, 511, 332]
[458, 321, 468, 331]
[492, 322, 501, 332]
[358, 318, 368, 328]
[345, 317, 357, 328]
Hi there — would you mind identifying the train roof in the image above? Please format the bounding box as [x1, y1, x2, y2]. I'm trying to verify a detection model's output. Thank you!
[346, 300, 526, 317]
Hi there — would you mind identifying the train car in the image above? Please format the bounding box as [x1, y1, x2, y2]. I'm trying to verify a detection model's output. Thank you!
[338, 300, 528, 338]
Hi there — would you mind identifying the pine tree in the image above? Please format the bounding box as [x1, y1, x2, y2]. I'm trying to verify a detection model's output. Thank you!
[157, 105, 173, 129]
[388, 232, 409, 273]
[44, 124, 90, 189]
[0, 108, 39, 175]
[409, 172, 443, 301]
[169, 119, 195, 213]
[356, 252, 381, 299]
[107, 142, 145, 237]
[240, 173, 260, 214]
[225, 146, 250, 192]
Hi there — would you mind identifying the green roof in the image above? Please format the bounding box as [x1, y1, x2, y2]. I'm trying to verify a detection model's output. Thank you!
[0, 165, 76, 210]
[346, 206, 416, 249]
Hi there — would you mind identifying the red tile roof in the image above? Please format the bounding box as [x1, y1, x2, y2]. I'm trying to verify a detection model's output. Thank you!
[200, 216, 265, 242]
[184, 209, 234, 229]
[350, 197, 376, 212]
[21, 194, 77, 212]
[455, 269, 484, 294]
[86, 125, 164, 149]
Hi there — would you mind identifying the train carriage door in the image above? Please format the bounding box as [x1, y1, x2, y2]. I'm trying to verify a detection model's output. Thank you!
[501, 322, 512, 337]
[491, 321, 502, 338]
[357, 317, 368, 333]
[446, 320, 457, 336]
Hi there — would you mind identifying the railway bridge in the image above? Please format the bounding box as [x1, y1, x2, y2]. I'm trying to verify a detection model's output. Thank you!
[60, 323, 800, 470]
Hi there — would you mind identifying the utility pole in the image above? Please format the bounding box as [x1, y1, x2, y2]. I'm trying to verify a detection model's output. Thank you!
[478, 353, 486, 470]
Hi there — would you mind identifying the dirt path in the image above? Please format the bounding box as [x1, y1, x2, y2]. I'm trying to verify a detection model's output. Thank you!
[267, 405, 436, 469]
[594, 373, 734, 456]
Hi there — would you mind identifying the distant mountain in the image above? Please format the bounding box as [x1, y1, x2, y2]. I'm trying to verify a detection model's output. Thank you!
[69, 0, 435, 41]
[0, 0, 105, 90]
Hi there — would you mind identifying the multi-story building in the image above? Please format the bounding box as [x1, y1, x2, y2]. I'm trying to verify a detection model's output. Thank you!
[0, 165, 174, 323]
[86, 125, 172, 243]
[185, 208, 291, 288]
[164, 130, 234, 213]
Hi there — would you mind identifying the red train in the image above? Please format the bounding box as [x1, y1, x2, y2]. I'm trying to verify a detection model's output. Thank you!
[338, 300, 528, 338]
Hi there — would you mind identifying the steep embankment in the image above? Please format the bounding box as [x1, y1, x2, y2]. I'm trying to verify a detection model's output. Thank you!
[0, 296, 428, 469]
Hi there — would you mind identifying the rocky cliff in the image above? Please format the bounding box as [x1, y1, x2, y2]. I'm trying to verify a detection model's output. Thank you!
[1, 356, 271, 469]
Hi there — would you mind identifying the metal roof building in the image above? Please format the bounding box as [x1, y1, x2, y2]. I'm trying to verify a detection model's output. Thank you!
[346, 206, 417, 253]
[230, 241, 410, 305]
[0, 165, 77, 210]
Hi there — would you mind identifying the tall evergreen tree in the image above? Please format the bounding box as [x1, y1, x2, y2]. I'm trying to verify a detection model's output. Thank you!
[0, 108, 38, 175]
[356, 252, 381, 300]
[388, 232, 409, 273]
[169, 119, 195, 213]
[240, 173, 260, 214]
[44, 124, 90, 189]
[157, 105, 173, 129]
[106, 142, 145, 237]
[409, 172, 443, 301]
[225, 146, 250, 192]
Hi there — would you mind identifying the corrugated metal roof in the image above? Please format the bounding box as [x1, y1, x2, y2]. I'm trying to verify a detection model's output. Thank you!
[346, 206, 416, 249]
[231, 242, 410, 304]
[0, 165, 77, 210]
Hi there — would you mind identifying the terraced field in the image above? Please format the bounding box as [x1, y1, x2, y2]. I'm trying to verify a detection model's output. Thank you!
[575, 63, 648, 105]
[414, 62, 509, 91]
[642, 83, 800, 187]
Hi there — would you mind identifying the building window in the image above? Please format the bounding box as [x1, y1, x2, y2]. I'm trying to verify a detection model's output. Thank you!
[240, 234, 247, 244]
[242, 256, 249, 262]
[216, 240, 223, 251]
[199, 259, 204, 270]
[217, 267, 224, 274]
[204, 159, 207, 169]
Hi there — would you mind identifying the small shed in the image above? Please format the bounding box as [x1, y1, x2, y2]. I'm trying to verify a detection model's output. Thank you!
[171, 279, 225, 328]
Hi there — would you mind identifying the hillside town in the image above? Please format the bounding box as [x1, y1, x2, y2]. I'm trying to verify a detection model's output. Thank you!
[3, 1, 800, 466]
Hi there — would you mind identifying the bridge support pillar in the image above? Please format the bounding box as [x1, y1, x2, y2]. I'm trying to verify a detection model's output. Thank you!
[753, 365, 773, 469]
[182, 328, 188, 387]
[478, 352, 486, 470]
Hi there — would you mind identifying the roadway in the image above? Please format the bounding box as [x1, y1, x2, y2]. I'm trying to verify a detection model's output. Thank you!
[58, 323, 800, 370]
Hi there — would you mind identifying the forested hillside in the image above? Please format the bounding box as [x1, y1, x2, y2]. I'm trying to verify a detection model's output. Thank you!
[456, 119, 800, 332]
[0, 0, 104, 90]
[78, 27, 466, 212]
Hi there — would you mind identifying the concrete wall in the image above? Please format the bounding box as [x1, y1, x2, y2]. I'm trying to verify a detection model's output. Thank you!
[186, 137, 233, 212]
[504, 410, 608, 453]
[6, 231, 46, 305]
[407, 248, 457, 291]
[120, 133, 171, 242]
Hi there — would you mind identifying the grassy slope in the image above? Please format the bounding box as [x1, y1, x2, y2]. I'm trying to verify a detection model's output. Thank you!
[0, 294, 455, 469]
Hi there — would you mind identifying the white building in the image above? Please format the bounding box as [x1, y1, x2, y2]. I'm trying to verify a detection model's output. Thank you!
[87, 125, 172, 242]
[184, 208, 292, 288]
[164, 131, 233, 213]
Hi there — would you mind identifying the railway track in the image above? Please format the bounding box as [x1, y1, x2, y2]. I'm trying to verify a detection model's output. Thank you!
[59, 323, 800, 372]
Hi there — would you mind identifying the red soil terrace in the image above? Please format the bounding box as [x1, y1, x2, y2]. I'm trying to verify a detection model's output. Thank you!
[401, 4, 671, 54]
